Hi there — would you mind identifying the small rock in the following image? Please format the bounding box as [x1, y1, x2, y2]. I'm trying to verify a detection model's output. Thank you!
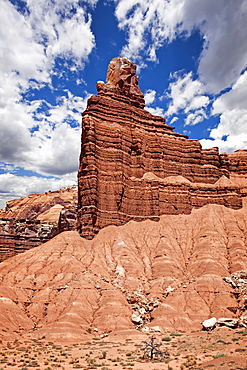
[239, 314, 247, 327]
[139, 307, 146, 315]
[132, 311, 143, 324]
[238, 279, 247, 284]
[223, 277, 237, 288]
[153, 301, 159, 307]
[93, 328, 98, 332]
[164, 286, 174, 295]
[141, 326, 150, 333]
[150, 326, 161, 332]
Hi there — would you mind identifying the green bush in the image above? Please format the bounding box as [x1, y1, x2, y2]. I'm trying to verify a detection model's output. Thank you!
[213, 353, 228, 359]
[162, 337, 172, 342]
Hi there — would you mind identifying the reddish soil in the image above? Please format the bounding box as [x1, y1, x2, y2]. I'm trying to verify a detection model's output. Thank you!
[0, 327, 246, 369]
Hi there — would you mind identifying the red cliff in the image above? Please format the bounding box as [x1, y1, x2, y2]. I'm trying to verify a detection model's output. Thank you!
[78, 57, 247, 239]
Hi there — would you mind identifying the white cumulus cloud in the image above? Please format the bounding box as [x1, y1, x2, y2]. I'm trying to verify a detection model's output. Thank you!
[200, 71, 247, 153]
[166, 72, 209, 125]
[145, 106, 165, 117]
[115, 0, 247, 146]
[0, 91, 90, 175]
[115, 0, 247, 94]
[0, 0, 95, 205]
[144, 89, 156, 105]
[25, 0, 96, 67]
[115, 0, 185, 61]
[144, 89, 165, 117]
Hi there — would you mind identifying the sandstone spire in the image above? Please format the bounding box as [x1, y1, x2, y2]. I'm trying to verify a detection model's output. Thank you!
[96, 56, 145, 108]
[97, 56, 143, 97]
[77, 57, 247, 239]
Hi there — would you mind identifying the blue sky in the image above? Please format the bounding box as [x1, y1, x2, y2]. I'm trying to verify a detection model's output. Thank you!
[0, 0, 247, 208]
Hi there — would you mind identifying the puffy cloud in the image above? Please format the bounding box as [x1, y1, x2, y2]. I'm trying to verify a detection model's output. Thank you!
[0, 88, 87, 206]
[0, 79, 38, 163]
[191, 0, 247, 94]
[0, 1, 48, 165]
[145, 106, 165, 117]
[30, 121, 81, 176]
[0, 1, 49, 85]
[0, 172, 77, 209]
[115, 0, 247, 147]
[166, 72, 209, 124]
[0, 0, 95, 206]
[144, 89, 156, 105]
[25, 0, 96, 67]
[115, 0, 247, 94]
[0, 92, 90, 176]
[0, 0, 94, 176]
[200, 71, 247, 152]
[185, 109, 207, 126]
[212, 72, 247, 115]
[0, 0, 96, 88]
[115, 0, 184, 61]
[144, 89, 165, 117]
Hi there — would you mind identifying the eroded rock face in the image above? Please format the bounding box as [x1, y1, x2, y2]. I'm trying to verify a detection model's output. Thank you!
[78, 57, 247, 239]
[0, 202, 247, 339]
[0, 186, 77, 261]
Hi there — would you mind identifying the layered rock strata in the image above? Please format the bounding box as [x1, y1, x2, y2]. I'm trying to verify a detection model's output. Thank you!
[78, 57, 247, 239]
[0, 186, 77, 261]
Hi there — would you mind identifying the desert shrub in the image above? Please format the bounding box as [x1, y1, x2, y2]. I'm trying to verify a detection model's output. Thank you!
[86, 357, 96, 365]
[213, 353, 228, 359]
[162, 337, 171, 342]
[100, 351, 107, 359]
[69, 357, 80, 364]
[180, 355, 197, 369]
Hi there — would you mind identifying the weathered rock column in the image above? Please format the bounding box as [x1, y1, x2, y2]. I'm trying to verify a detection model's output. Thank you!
[77, 57, 245, 239]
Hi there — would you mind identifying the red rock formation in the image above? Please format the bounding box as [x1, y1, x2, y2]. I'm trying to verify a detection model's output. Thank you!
[78, 57, 247, 239]
[0, 201, 247, 339]
[0, 186, 77, 261]
[1, 57, 247, 340]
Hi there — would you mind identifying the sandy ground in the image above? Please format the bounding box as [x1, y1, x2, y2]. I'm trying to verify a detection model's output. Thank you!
[0, 327, 246, 369]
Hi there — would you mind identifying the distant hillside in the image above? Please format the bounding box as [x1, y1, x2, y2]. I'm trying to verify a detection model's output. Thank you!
[0, 186, 77, 261]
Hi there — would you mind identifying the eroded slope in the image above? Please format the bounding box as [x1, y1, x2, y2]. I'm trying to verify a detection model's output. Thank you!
[0, 201, 247, 340]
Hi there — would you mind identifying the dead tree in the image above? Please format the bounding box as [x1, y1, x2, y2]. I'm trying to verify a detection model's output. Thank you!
[141, 335, 168, 360]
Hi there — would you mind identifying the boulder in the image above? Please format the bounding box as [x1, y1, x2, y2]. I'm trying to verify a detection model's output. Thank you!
[217, 318, 239, 328]
[202, 317, 217, 330]
[131, 311, 143, 324]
